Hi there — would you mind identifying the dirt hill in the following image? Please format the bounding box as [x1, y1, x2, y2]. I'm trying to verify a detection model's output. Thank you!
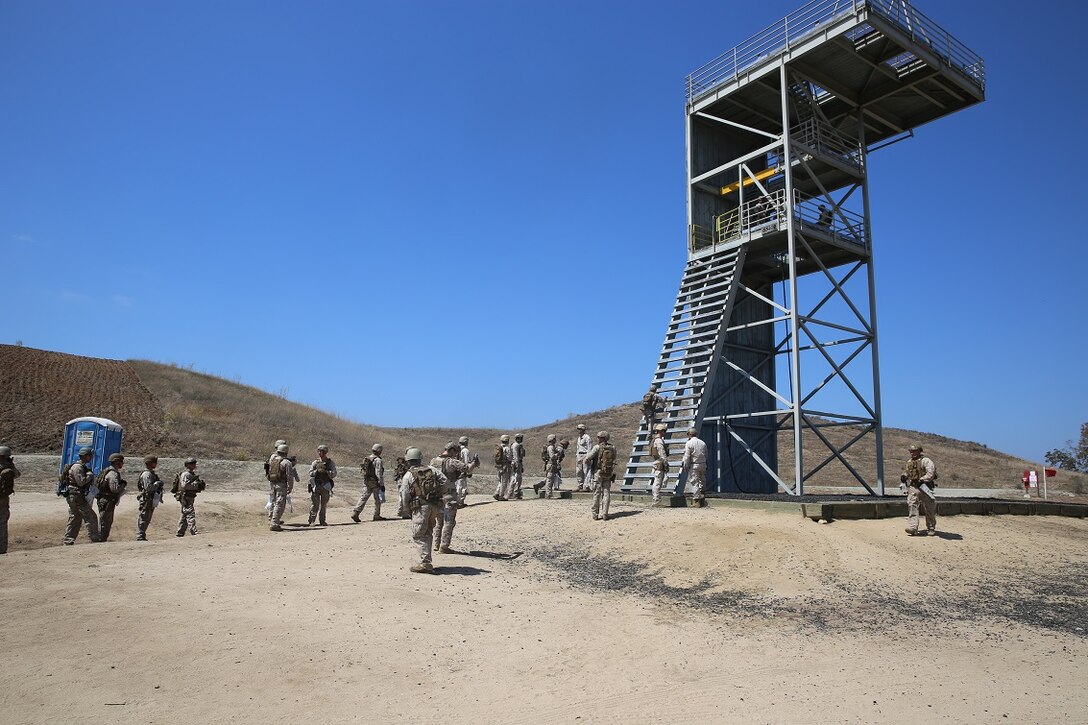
[1, 344, 1082, 492]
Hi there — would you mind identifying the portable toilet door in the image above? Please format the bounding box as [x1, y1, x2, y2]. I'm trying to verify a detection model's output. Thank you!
[60, 417, 124, 477]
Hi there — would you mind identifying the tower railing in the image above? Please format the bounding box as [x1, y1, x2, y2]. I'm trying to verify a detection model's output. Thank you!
[792, 118, 863, 169]
[702, 189, 868, 252]
[685, 0, 984, 103]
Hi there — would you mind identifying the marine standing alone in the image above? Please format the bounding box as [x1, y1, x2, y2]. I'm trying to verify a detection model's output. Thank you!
[902, 444, 938, 536]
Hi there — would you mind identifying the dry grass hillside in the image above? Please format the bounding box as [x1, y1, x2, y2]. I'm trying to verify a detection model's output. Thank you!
[1, 344, 1082, 492]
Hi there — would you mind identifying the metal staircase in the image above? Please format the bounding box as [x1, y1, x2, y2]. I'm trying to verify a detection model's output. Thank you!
[622, 245, 747, 491]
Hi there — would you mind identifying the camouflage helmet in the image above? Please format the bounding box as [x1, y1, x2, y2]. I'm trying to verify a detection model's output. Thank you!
[78, 446, 93, 457]
[909, 444, 923, 452]
[184, 457, 198, 465]
[275, 439, 287, 448]
[547, 434, 556, 442]
[405, 447, 422, 463]
[458, 436, 469, 445]
[0, 445, 11, 457]
[687, 426, 698, 435]
[144, 455, 158, 465]
[276, 444, 289, 454]
[654, 423, 668, 432]
[576, 424, 586, 431]
[515, 433, 524, 441]
[500, 434, 510, 443]
[372, 444, 383, 453]
[597, 430, 609, 441]
[108, 453, 124, 464]
[317, 444, 329, 452]
[445, 441, 460, 453]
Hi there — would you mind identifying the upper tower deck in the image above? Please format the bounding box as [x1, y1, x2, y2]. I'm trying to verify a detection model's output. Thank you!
[685, 0, 985, 147]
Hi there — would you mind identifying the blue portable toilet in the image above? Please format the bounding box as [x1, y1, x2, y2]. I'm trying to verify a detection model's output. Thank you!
[60, 417, 124, 478]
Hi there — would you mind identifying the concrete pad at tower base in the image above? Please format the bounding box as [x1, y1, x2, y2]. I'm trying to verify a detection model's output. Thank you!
[528, 488, 1088, 521]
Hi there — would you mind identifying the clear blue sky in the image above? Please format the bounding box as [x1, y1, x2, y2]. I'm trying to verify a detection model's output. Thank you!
[2, 0, 1085, 463]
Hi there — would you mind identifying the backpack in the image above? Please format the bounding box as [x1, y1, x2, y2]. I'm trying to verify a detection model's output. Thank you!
[414, 466, 443, 502]
[393, 456, 409, 483]
[267, 454, 284, 483]
[361, 455, 377, 480]
[56, 462, 77, 496]
[170, 472, 181, 495]
[598, 444, 617, 479]
[641, 391, 656, 413]
[541, 445, 550, 464]
[493, 444, 506, 467]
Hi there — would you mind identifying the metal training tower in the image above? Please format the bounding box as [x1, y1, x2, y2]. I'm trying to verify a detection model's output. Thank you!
[624, 0, 984, 496]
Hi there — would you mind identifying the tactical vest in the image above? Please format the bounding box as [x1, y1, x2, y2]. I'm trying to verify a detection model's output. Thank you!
[598, 444, 617, 479]
[905, 458, 923, 483]
[360, 455, 377, 482]
[267, 454, 285, 483]
[414, 466, 443, 502]
[314, 459, 333, 484]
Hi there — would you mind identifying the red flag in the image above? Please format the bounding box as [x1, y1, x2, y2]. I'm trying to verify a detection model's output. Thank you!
[1045, 468, 1058, 477]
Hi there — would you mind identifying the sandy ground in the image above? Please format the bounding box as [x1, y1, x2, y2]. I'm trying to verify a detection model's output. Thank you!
[1, 461, 1087, 724]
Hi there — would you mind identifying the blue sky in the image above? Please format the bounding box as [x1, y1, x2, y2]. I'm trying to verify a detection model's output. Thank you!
[2, 0, 1085, 463]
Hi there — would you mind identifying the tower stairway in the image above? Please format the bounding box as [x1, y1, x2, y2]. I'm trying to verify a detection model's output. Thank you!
[622, 245, 747, 491]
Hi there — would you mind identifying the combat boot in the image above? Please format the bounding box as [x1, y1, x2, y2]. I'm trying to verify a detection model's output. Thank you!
[439, 546, 452, 554]
[270, 524, 283, 532]
[410, 563, 434, 574]
[350, 513, 361, 523]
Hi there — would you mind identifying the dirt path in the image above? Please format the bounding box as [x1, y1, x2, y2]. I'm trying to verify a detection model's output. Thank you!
[1, 484, 1086, 723]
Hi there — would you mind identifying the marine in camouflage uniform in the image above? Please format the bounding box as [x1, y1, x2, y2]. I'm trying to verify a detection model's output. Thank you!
[509, 433, 526, 499]
[96, 453, 128, 542]
[402, 449, 450, 573]
[575, 424, 592, 491]
[431, 442, 477, 553]
[493, 434, 513, 501]
[268, 444, 293, 531]
[63, 447, 101, 545]
[641, 383, 667, 432]
[394, 452, 411, 519]
[534, 435, 559, 498]
[682, 426, 708, 507]
[135, 456, 164, 541]
[457, 436, 473, 506]
[0, 446, 21, 554]
[307, 444, 337, 526]
[903, 444, 938, 536]
[176, 457, 204, 536]
[586, 431, 617, 521]
[649, 423, 669, 505]
[352, 444, 385, 522]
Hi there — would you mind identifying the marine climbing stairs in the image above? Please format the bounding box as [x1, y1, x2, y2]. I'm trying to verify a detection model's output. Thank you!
[622, 245, 747, 491]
